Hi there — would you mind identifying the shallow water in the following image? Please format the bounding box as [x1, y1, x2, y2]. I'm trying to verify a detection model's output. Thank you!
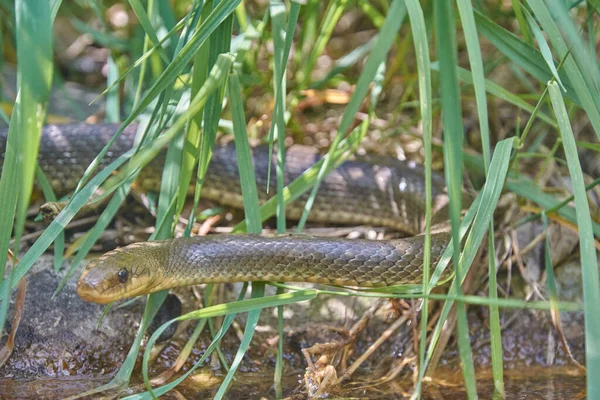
[0, 366, 585, 399]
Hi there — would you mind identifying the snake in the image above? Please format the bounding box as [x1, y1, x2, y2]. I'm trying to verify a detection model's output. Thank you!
[0, 123, 454, 304]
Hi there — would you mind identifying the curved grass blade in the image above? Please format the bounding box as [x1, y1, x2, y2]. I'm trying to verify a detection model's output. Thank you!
[548, 81, 600, 399]
[295, 0, 407, 232]
[232, 121, 367, 233]
[269, 0, 289, 233]
[74, 0, 241, 197]
[85, 54, 235, 395]
[0, 148, 134, 296]
[434, 1, 476, 395]
[214, 283, 265, 400]
[229, 71, 262, 233]
[456, 0, 504, 394]
[431, 64, 557, 127]
[266, 3, 302, 395]
[128, 0, 172, 64]
[56, 54, 234, 298]
[522, 7, 566, 91]
[299, 0, 350, 87]
[473, 10, 579, 105]
[421, 137, 515, 392]
[33, 166, 64, 273]
[178, 2, 211, 223]
[12, 0, 54, 255]
[508, 178, 600, 237]
[130, 289, 317, 399]
[404, 1, 433, 398]
[545, 0, 600, 89]
[527, 1, 600, 139]
[0, 114, 21, 336]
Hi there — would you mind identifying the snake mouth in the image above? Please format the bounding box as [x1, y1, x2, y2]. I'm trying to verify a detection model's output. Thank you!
[77, 260, 158, 304]
[77, 278, 116, 304]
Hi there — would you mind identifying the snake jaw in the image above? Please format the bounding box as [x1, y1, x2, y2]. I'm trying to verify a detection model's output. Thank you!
[77, 244, 165, 304]
[77, 267, 156, 304]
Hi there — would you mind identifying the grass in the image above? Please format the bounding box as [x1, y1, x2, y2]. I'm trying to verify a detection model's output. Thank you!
[0, 0, 599, 398]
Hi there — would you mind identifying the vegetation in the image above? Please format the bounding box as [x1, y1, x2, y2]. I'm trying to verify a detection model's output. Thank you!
[0, 0, 598, 398]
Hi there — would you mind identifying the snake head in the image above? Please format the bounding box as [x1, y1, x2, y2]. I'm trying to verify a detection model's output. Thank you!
[77, 242, 166, 304]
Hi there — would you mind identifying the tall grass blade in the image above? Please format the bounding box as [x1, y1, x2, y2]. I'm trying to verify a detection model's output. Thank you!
[404, 0, 432, 398]
[434, 1, 476, 396]
[295, 0, 407, 232]
[431, 64, 557, 127]
[424, 137, 514, 380]
[269, 0, 289, 233]
[299, 0, 350, 87]
[214, 283, 265, 399]
[229, 72, 262, 233]
[12, 0, 54, 254]
[74, 0, 241, 196]
[473, 10, 579, 105]
[548, 81, 600, 399]
[457, 1, 503, 394]
[527, 1, 600, 139]
[131, 290, 317, 399]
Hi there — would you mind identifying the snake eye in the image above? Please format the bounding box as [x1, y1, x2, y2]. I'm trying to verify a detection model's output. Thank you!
[117, 268, 129, 284]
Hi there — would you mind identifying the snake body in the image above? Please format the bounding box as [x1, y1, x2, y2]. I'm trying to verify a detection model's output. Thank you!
[77, 233, 451, 303]
[0, 123, 453, 303]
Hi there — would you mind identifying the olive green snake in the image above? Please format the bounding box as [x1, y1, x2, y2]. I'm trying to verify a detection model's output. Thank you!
[0, 123, 454, 304]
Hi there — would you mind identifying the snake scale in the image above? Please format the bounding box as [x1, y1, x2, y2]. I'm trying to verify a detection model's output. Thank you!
[0, 123, 453, 303]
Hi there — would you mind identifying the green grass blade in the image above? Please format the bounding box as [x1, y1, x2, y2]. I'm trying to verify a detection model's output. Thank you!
[457, 0, 491, 170]
[128, 0, 172, 64]
[526, 1, 600, 140]
[0, 148, 135, 294]
[102, 54, 234, 195]
[424, 137, 515, 381]
[485, 224, 504, 397]
[269, 0, 289, 232]
[522, 6, 566, 91]
[232, 123, 366, 233]
[95, 13, 190, 104]
[214, 283, 266, 400]
[473, 10, 580, 105]
[97, 54, 234, 391]
[33, 166, 64, 273]
[53, 177, 138, 296]
[195, 1, 234, 207]
[12, 0, 54, 251]
[105, 55, 121, 122]
[75, 0, 240, 195]
[404, 0, 433, 397]
[228, 71, 262, 234]
[507, 178, 600, 237]
[131, 289, 317, 399]
[548, 81, 600, 399]
[299, 0, 350, 87]
[179, 2, 211, 223]
[431, 64, 557, 127]
[511, 0, 532, 44]
[457, 0, 503, 393]
[154, 125, 184, 238]
[269, 4, 302, 395]
[295, 0, 407, 232]
[545, 0, 600, 90]
[310, 36, 377, 89]
[0, 114, 21, 335]
[434, 1, 476, 396]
